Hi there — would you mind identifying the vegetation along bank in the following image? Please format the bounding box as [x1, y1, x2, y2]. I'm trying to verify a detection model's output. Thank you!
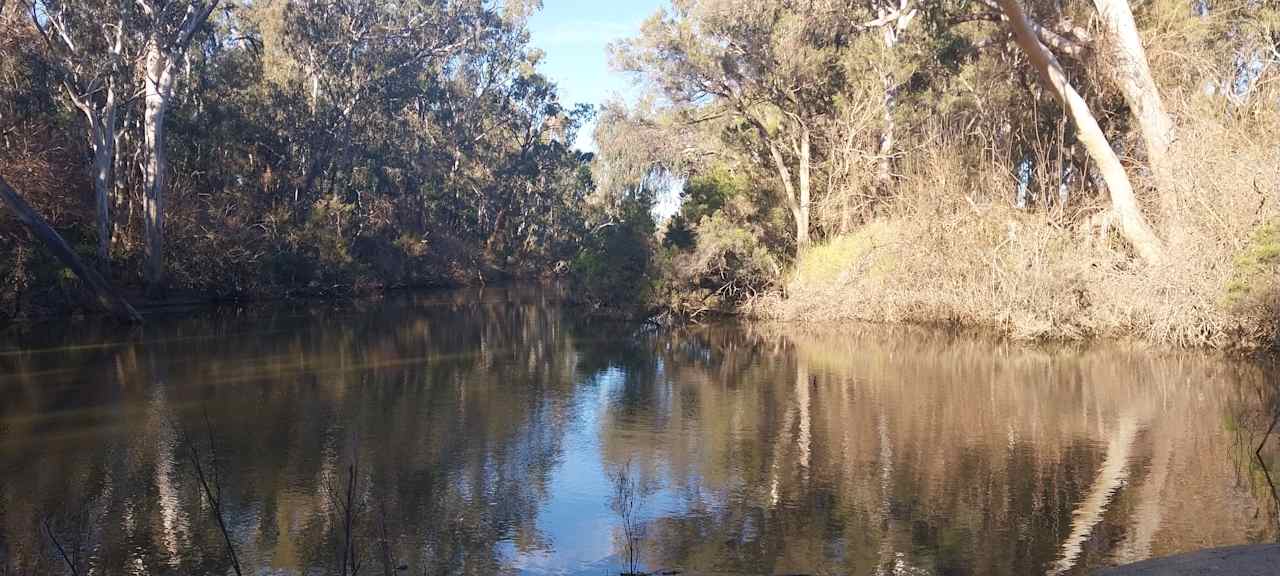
[3, 0, 1279, 350]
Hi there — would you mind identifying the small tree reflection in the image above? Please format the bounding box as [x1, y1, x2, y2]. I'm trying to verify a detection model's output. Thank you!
[1256, 409, 1280, 536]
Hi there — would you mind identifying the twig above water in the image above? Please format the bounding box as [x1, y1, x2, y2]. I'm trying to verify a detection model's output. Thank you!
[182, 415, 244, 576]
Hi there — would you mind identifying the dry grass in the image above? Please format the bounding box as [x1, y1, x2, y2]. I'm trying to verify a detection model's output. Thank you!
[761, 98, 1280, 349]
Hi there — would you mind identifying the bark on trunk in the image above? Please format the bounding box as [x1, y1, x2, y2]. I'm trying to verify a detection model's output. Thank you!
[92, 126, 114, 265]
[877, 71, 896, 184]
[1092, 0, 1176, 207]
[767, 140, 810, 249]
[997, 0, 1164, 264]
[867, 1, 915, 185]
[797, 125, 812, 248]
[87, 91, 118, 269]
[143, 42, 175, 293]
[875, 6, 901, 183]
[0, 174, 142, 323]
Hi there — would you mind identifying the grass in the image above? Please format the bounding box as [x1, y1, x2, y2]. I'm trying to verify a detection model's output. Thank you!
[789, 221, 895, 289]
[1228, 220, 1280, 305]
[759, 103, 1280, 349]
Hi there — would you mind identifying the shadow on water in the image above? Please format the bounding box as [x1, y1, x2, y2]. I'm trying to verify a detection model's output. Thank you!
[1, 288, 1278, 575]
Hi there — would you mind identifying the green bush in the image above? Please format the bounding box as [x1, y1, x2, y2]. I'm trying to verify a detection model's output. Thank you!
[571, 218, 654, 315]
[1227, 220, 1280, 306]
[658, 208, 780, 317]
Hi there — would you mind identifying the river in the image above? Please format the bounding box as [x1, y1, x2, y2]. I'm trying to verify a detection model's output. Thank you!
[1, 287, 1277, 575]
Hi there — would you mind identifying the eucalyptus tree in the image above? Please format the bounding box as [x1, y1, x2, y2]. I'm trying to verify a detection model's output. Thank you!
[995, 0, 1164, 264]
[614, 0, 858, 250]
[1090, 0, 1176, 209]
[589, 101, 677, 223]
[133, 0, 221, 292]
[281, 0, 485, 204]
[861, 0, 918, 185]
[21, 0, 132, 267]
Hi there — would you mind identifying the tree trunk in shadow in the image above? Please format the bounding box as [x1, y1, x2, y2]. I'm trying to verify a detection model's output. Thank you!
[0, 174, 142, 323]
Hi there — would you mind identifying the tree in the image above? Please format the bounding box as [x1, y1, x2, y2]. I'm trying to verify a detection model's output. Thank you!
[0, 174, 141, 322]
[614, 0, 855, 250]
[1090, 0, 1176, 207]
[861, 0, 918, 185]
[995, 0, 1164, 264]
[135, 0, 220, 293]
[23, 0, 132, 268]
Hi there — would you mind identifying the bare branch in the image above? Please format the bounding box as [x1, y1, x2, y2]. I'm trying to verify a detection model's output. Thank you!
[42, 519, 81, 576]
[183, 416, 244, 576]
[970, 0, 1091, 57]
[174, 0, 220, 50]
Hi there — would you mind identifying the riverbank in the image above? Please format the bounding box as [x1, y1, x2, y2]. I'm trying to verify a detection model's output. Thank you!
[0, 266, 534, 328]
[757, 214, 1279, 349]
[752, 112, 1280, 350]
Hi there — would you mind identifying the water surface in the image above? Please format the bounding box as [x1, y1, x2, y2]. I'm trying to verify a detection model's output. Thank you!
[1, 288, 1277, 575]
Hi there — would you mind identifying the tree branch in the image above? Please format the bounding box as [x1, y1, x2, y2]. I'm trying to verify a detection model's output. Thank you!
[966, 0, 1092, 57]
[174, 0, 220, 50]
[43, 519, 81, 576]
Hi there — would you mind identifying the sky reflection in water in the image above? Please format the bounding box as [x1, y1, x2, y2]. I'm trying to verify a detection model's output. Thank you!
[1, 287, 1277, 575]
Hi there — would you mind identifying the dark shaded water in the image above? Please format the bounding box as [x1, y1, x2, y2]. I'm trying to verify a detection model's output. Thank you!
[1, 287, 1277, 575]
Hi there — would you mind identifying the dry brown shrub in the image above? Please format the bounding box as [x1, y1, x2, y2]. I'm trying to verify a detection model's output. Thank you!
[764, 77, 1280, 348]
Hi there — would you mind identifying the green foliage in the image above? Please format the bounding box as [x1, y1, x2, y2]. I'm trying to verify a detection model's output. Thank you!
[571, 218, 655, 315]
[656, 190, 781, 317]
[0, 1, 596, 319]
[1227, 220, 1280, 306]
[664, 168, 745, 249]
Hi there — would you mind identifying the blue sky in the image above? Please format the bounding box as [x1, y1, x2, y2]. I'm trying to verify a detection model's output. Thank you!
[527, 0, 669, 151]
[527, 0, 682, 218]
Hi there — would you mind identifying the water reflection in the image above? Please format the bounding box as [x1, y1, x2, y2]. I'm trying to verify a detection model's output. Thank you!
[0, 290, 1276, 575]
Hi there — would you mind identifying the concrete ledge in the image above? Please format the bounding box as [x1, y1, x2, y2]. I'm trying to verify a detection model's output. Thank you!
[1094, 544, 1280, 575]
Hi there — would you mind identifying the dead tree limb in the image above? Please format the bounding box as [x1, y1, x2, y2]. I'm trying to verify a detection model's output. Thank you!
[183, 415, 244, 576]
[0, 173, 143, 322]
[41, 518, 81, 576]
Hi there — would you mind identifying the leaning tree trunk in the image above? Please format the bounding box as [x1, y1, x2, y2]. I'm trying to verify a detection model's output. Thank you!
[997, 0, 1164, 265]
[142, 43, 175, 293]
[767, 140, 811, 249]
[0, 174, 142, 323]
[1092, 0, 1177, 212]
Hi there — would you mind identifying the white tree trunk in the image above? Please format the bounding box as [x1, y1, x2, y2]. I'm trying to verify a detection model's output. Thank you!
[877, 70, 896, 184]
[92, 119, 114, 266]
[997, 0, 1164, 264]
[867, 1, 915, 185]
[1092, 0, 1176, 209]
[767, 139, 810, 249]
[143, 42, 176, 292]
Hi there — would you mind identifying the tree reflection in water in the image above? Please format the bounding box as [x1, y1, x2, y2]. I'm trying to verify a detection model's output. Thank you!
[1, 290, 1277, 575]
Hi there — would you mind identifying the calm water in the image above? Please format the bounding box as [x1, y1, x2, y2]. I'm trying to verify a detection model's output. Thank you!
[1, 287, 1277, 575]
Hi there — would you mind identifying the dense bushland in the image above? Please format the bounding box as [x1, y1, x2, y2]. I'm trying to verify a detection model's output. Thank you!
[0, 1, 592, 320]
[587, 0, 1280, 347]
